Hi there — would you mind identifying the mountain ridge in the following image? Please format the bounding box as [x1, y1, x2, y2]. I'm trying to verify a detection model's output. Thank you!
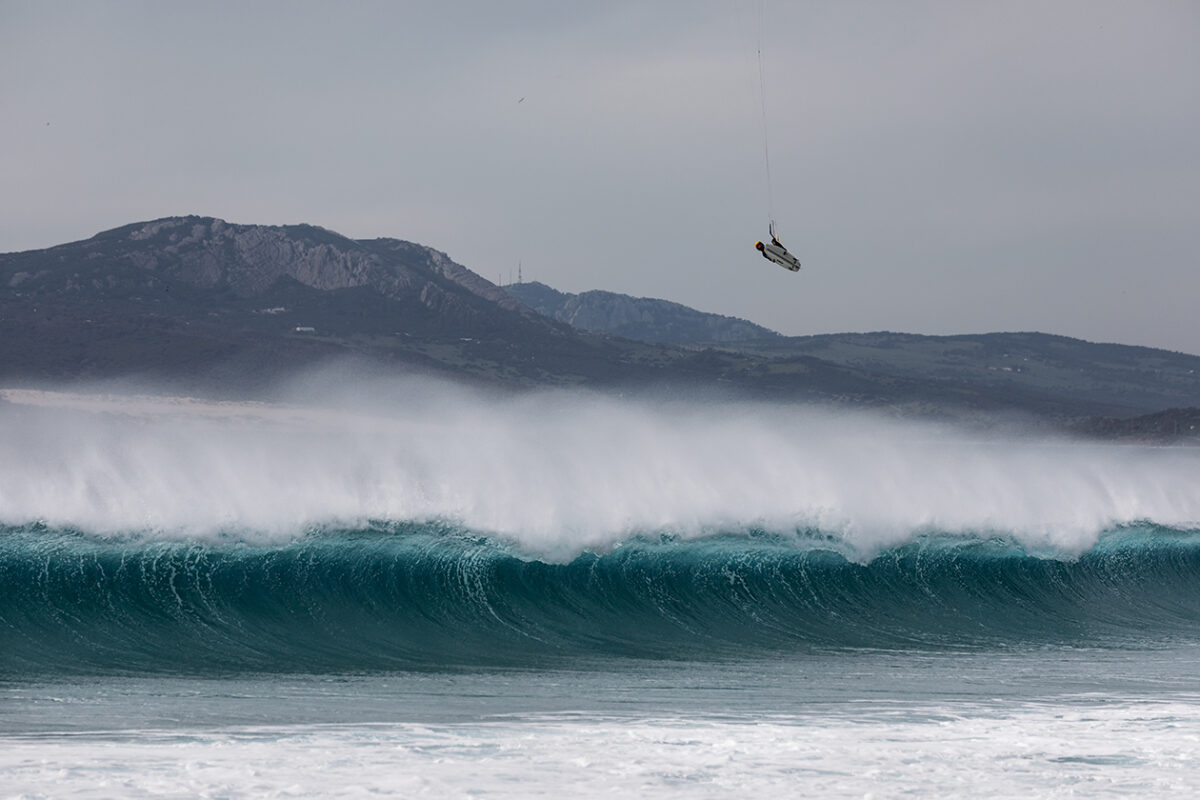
[3, 216, 1198, 428]
[20, 215, 531, 317]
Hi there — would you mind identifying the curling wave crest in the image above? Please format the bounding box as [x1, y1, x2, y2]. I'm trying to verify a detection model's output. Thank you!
[4, 523, 1200, 673]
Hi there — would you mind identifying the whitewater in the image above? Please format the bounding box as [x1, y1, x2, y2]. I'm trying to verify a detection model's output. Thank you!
[2, 381, 1196, 555]
[3, 377, 1200, 797]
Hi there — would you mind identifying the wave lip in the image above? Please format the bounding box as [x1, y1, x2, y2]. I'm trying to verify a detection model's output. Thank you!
[4, 524, 1200, 675]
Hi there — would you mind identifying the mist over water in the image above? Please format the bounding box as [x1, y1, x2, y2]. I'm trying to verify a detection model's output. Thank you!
[2, 374, 1198, 558]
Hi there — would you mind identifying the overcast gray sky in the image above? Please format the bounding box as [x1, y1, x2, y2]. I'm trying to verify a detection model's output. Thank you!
[3, 1, 1198, 352]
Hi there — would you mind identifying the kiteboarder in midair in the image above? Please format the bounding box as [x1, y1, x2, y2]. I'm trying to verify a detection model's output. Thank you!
[755, 222, 801, 272]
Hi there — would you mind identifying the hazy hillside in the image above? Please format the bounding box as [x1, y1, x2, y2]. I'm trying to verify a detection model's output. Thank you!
[505, 282, 1200, 420]
[716, 331, 1200, 420]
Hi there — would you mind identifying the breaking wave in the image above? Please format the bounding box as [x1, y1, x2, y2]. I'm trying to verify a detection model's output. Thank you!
[3, 380, 1200, 674]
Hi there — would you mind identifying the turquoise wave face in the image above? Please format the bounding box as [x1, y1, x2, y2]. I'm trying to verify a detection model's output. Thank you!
[5, 523, 1200, 675]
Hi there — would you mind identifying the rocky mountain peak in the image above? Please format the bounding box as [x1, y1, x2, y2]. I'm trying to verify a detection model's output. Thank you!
[8, 215, 531, 318]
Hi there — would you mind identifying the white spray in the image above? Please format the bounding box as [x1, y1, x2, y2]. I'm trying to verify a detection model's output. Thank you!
[1, 376, 1197, 559]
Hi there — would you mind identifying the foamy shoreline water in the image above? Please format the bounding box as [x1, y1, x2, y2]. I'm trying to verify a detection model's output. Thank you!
[4, 698, 1199, 798]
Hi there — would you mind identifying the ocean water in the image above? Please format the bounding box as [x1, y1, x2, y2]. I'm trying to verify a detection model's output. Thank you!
[3, 381, 1200, 798]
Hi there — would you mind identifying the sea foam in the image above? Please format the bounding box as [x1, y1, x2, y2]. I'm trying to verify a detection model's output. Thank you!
[1, 377, 1197, 557]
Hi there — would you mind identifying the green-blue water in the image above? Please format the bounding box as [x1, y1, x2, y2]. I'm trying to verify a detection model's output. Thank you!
[6, 524, 1200, 676]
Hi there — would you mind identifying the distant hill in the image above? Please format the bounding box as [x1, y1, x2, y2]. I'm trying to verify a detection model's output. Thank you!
[504, 281, 1200, 419]
[504, 281, 778, 344]
[3, 217, 1198, 427]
